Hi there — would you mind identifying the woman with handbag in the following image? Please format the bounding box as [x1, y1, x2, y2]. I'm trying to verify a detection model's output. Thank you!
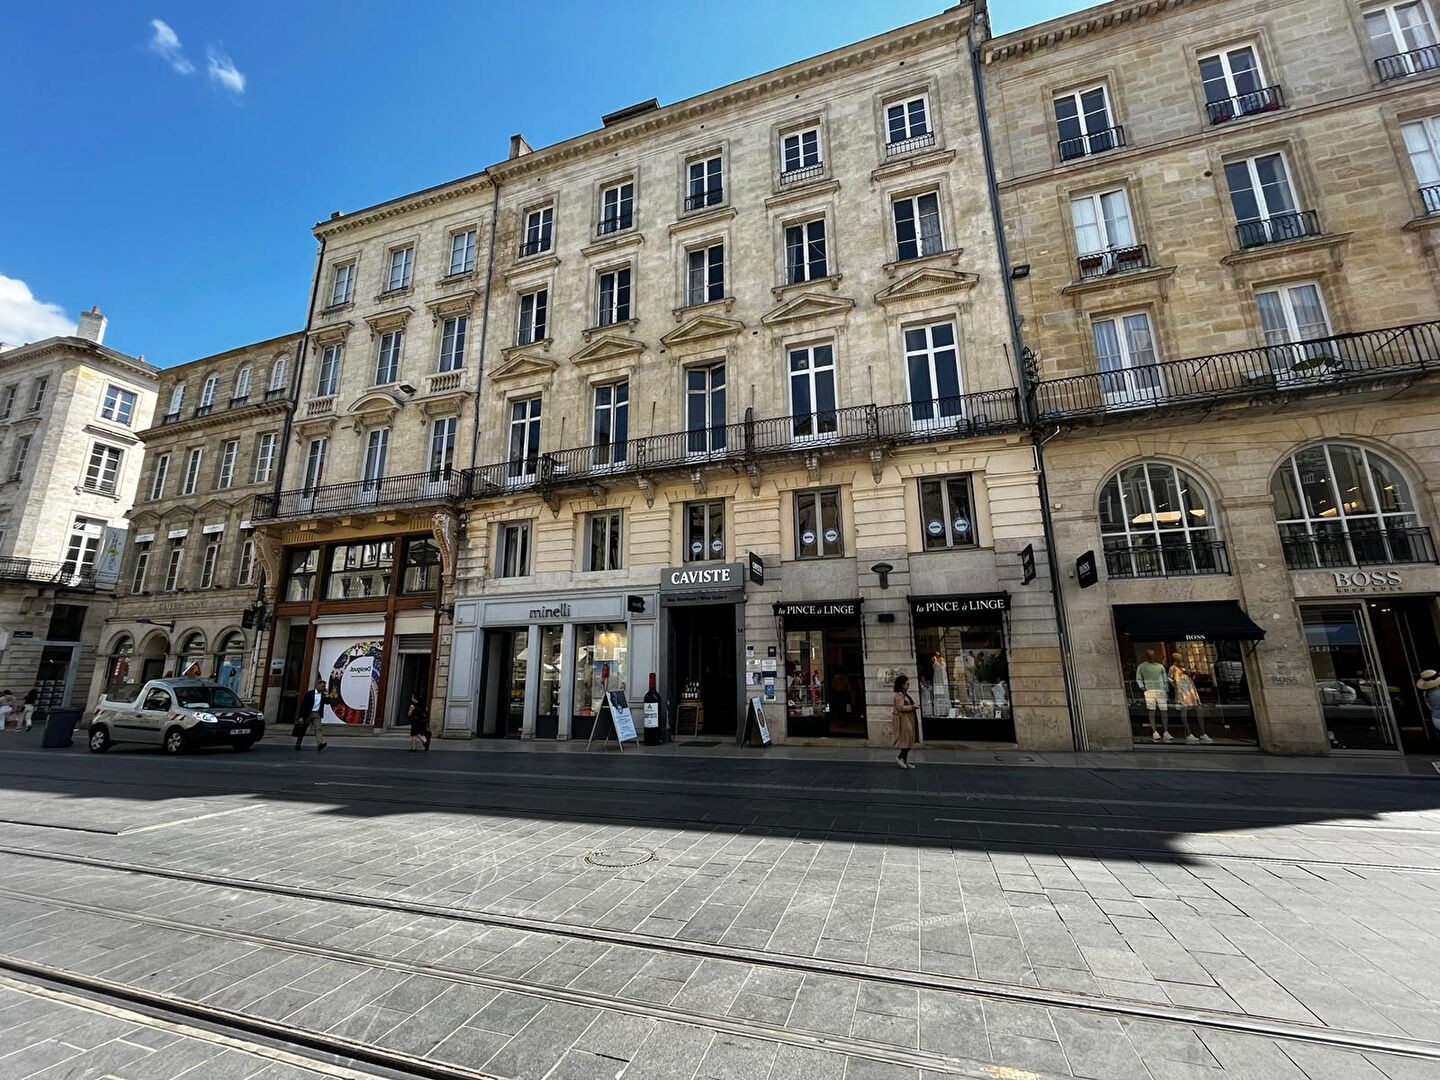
[407, 693, 431, 752]
[893, 674, 919, 769]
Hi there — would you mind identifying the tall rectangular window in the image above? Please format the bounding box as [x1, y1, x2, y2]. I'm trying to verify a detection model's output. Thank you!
[785, 219, 828, 283]
[1367, 2, 1440, 77]
[376, 331, 403, 385]
[685, 363, 726, 454]
[685, 500, 725, 562]
[284, 548, 319, 601]
[200, 376, 218, 410]
[236, 538, 256, 586]
[886, 96, 932, 148]
[217, 440, 239, 489]
[181, 448, 204, 495]
[101, 385, 137, 425]
[429, 416, 457, 480]
[386, 245, 414, 292]
[1257, 282, 1332, 357]
[518, 288, 548, 345]
[8, 434, 31, 479]
[330, 262, 356, 306]
[904, 322, 964, 425]
[302, 437, 328, 491]
[317, 344, 342, 396]
[686, 156, 723, 210]
[593, 381, 629, 466]
[439, 316, 467, 372]
[1071, 189, 1136, 254]
[0, 384, 16, 419]
[600, 181, 634, 234]
[1092, 312, 1163, 405]
[200, 539, 221, 589]
[918, 476, 977, 550]
[29, 376, 48, 413]
[166, 384, 185, 419]
[1403, 116, 1440, 213]
[788, 344, 838, 439]
[1225, 153, 1305, 246]
[268, 357, 288, 392]
[449, 229, 477, 276]
[363, 428, 390, 484]
[586, 511, 623, 571]
[253, 433, 277, 484]
[893, 192, 943, 261]
[150, 454, 171, 500]
[508, 397, 542, 478]
[84, 444, 124, 494]
[781, 127, 822, 176]
[597, 267, 632, 327]
[687, 243, 725, 306]
[497, 521, 532, 577]
[522, 206, 554, 256]
[1054, 86, 1118, 160]
[795, 488, 844, 558]
[1199, 45, 1270, 121]
[163, 539, 185, 591]
[63, 517, 104, 579]
[233, 366, 252, 400]
[131, 541, 151, 594]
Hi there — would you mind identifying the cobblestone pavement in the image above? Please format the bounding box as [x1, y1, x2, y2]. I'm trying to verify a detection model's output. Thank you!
[0, 736, 1438, 1079]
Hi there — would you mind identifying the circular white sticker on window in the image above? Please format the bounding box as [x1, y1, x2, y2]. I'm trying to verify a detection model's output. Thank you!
[823, 528, 838, 544]
[710, 538, 723, 553]
[801, 530, 816, 546]
[926, 519, 944, 536]
[690, 540, 703, 555]
[953, 517, 971, 535]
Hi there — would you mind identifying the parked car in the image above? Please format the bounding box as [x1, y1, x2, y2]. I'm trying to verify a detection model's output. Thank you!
[90, 678, 265, 754]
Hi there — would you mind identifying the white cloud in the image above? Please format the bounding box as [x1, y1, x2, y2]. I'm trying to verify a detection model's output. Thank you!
[0, 276, 74, 347]
[147, 18, 195, 76]
[206, 46, 246, 95]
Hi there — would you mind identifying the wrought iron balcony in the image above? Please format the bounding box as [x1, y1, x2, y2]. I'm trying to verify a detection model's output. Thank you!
[251, 468, 464, 523]
[518, 238, 552, 258]
[161, 410, 181, 424]
[1058, 124, 1126, 162]
[1376, 45, 1440, 82]
[264, 388, 288, 401]
[1280, 526, 1437, 570]
[1034, 320, 1440, 421]
[1235, 210, 1321, 249]
[0, 557, 117, 592]
[596, 212, 633, 237]
[1076, 243, 1152, 281]
[1206, 85, 1284, 124]
[1421, 184, 1440, 216]
[1104, 540, 1230, 579]
[684, 189, 724, 212]
[779, 163, 824, 185]
[886, 132, 936, 157]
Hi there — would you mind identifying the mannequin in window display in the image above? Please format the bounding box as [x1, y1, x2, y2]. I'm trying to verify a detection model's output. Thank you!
[1135, 650, 1172, 741]
[930, 652, 951, 717]
[1168, 653, 1211, 743]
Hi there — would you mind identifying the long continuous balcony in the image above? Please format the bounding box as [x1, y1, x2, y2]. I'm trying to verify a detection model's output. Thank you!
[252, 468, 466, 523]
[1034, 320, 1440, 421]
[0, 557, 117, 592]
[1280, 526, 1437, 571]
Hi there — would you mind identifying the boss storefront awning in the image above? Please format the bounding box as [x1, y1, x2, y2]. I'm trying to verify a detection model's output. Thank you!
[1113, 601, 1266, 641]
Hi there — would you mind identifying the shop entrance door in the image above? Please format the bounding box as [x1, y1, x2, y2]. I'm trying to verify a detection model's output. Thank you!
[480, 629, 528, 737]
[1366, 597, 1440, 753]
[535, 624, 563, 738]
[389, 650, 430, 729]
[1301, 604, 1400, 751]
[668, 603, 738, 736]
[784, 626, 867, 738]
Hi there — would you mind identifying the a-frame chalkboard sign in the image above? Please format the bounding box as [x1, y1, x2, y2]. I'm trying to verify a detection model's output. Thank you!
[587, 691, 639, 752]
[737, 697, 773, 748]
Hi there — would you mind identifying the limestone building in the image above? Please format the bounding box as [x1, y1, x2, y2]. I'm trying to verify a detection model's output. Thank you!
[94, 333, 302, 713]
[0, 308, 158, 708]
[983, 0, 1440, 754]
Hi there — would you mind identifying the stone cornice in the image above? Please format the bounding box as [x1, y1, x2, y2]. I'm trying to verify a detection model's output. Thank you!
[0, 336, 159, 385]
[315, 173, 492, 239]
[137, 397, 292, 443]
[984, 0, 1196, 63]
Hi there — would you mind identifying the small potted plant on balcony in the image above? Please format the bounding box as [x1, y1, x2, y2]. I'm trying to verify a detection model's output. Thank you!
[1289, 353, 1344, 379]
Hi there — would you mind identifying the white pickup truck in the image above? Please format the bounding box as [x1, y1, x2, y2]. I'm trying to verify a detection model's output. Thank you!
[90, 678, 266, 754]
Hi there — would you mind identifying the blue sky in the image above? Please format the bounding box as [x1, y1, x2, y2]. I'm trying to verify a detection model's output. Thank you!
[2, 1, 1083, 366]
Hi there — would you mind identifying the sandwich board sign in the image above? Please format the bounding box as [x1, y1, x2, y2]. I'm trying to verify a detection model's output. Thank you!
[739, 697, 773, 747]
[587, 690, 639, 752]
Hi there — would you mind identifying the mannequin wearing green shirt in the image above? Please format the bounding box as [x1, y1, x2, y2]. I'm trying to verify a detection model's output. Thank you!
[1135, 650, 1172, 742]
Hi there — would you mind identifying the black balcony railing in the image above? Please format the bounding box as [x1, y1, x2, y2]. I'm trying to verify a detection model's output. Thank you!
[685, 189, 724, 212]
[264, 387, 288, 401]
[1376, 45, 1440, 82]
[779, 163, 825, 185]
[886, 132, 936, 157]
[229, 394, 250, 407]
[1034, 320, 1440, 420]
[1280, 526, 1438, 570]
[1421, 184, 1440, 216]
[596, 212, 633, 236]
[252, 468, 464, 523]
[1235, 209, 1321, 249]
[1206, 84, 1284, 124]
[1076, 243, 1153, 281]
[193, 404, 213, 418]
[0, 557, 117, 592]
[1058, 124, 1126, 161]
[161, 410, 181, 424]
[518, 238, 551, 258]
[1104, 540, 1231, 579]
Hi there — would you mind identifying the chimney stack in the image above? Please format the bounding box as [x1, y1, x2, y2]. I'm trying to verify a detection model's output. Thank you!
[76, 305, 107, 345]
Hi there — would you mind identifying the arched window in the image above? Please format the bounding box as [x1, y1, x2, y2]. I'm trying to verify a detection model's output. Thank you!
[216, 631, 246, 695]
[179, 632, 207, 678]
[106, 635, 135, 697]
[168, 383, 185, 417]
[233, 365, 253, 400]
[1098, 461, 1224, 577]
[1271, 443, 1427, 568]
[200, 375, 218, 409]
[268, 355, 289, 392]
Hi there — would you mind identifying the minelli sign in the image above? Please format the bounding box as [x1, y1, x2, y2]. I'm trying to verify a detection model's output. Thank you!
[660, 563, 744, 591]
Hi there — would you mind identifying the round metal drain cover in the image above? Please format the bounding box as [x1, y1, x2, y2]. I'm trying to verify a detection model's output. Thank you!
[585, 846, 656, 868]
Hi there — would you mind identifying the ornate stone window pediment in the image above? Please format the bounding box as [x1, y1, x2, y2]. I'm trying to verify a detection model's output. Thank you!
[761, 291, 857, 327]
[502, 254, 561, 284]
[425, 290, 479, 324]
[571, 333, 646, 368]
[659, 314, 744, 356]
[490, 349, 558, 385]
[363, 306, 414, 338]
[870, 147, 957, 185]
[346, 390, 402, 428]
[311, 321, 353, 348]
[874, 266, 978, 306]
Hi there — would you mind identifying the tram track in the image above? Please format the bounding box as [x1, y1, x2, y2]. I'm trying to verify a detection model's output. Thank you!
[2, 844, 1438, 1065]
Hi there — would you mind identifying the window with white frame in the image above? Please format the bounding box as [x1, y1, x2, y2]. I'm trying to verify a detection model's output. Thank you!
[585, 510, 623, 571]
[1092, 312, 1164, 405]
[685, 499, 725, 562]
[316, 344, 342, 396]
[687, 242, 725, 306]
[1054, 86, 1119, 160]
[918, 476, 977, 551]
[1256, 282, 1333, 371]
[497, 521, 532, 577]
[1366, 2, 1440, 78]
[131, 540, 151, 594]
[199, 375, 218, 411]
[517, 288, 548, 345]
[429, 416, 457, 480]
[885, 95, 933, 152]
[780, 126, 822, 178]
[200, 538, 221, 589]
[795, 488, 843, 558]
[149, 454, 170, 500]
[0, 384, 16, 419]
[100, 384, 137, 425]
[8, 434, 31, 479]
[593, 381, 628, 466]
[1225, 153, 1311, 246]
[363, 428, 390, 485]
[28, 376, 48, 413]
[166, 384, 185, 419]
[233, 365, 252, 401]
[375, 330, 403, 385]
[686, 155, 723, 210]
[599, 181, 634, 234]
[903, 322, 964, 425]
[1402, 116, 1440, 213]
[522, 205, 553, 256]
[302, 437, 327, 491]
[893, 192, 943, 261]
[789, 343, 838, 439]
[330, 262, 356, 306]
[1199, 45, 1273, 122]
[268, 356, 288, 392]
[685, 363, 726, 454]
[448, 229, 477, 276]
[180, 447, 204, 495]
[163, 537, 185, 591]
[1099, 462, 1223, 577]
[508, 398, 542, 477]
[1071, 189, 1141, 277]
[217, 440, 239, 489]
[439, 315, 467, 372]
[597, 267, 632, 327]
[386, 245, 414, 292]
[236, 537, 255, 586]
[84, 444, 124, 494]
[785, 218, 829, 283]
[63, 517, 104, 578]
[253, 432, 277, 484]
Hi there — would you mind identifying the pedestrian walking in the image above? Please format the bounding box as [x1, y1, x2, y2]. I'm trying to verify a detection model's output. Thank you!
[893, 674, 918, 769]
[0, 690, 13, 732]
[406, 693, 430, 752]
[21, 688, 37, 731]
[295, 680, 329, 751]
[1418, 668, 1440, 732]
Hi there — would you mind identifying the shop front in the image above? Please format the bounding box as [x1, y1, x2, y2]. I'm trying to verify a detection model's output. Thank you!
[1112, 601, 1265, 746]
[775, 599, 865, 739]
[660, 563, 745, 739]
[908, 592, 1014, 743]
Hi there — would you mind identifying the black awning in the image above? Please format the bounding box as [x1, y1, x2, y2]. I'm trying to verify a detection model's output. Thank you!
[1113, 600, 1266, 642]
[773, 598, 862, 628]
[908, 592, 1010, 626]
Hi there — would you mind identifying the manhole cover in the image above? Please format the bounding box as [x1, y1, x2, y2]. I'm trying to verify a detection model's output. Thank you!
[585, 846, 656, 868]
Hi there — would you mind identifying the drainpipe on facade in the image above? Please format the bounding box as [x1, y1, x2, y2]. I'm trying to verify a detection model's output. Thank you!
[967, 5, 1088, 750]
[468, 178, 502, 471]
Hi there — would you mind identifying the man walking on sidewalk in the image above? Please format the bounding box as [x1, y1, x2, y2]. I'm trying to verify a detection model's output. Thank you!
[296, 680, 329, 751]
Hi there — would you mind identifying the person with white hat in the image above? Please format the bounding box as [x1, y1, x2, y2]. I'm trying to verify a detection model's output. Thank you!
[1418, 669, 1440, 731]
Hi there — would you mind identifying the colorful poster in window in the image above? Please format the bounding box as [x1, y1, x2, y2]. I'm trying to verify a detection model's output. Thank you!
[316, 637, 384, 725]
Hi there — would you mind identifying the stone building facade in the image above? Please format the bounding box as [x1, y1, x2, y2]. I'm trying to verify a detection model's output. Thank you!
[0, 309, 158, 709]
[93, 333, 302, 714]
[982, 0, 1440, 754]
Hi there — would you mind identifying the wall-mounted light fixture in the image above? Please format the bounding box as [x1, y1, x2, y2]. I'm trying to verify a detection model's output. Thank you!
[1010, 263, 1031, 281]
[870, 562, 894, 590]
[420, 601, 455, 618]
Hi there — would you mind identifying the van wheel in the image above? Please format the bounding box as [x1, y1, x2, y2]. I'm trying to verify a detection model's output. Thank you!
[88, 725, 112, 753]
[162, 728, 186, 755]
[232, 739, 254, 752]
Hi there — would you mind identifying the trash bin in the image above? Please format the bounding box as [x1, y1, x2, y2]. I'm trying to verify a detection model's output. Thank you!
[41, 709, 82, 749]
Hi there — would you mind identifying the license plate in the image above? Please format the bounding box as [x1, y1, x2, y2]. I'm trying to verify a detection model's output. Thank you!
[231, 728, 250, 736]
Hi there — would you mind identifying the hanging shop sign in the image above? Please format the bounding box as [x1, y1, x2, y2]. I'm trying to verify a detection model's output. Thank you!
[1020, 543, 1036, 585]
[748, 551, 765, 586]
[1076, 550, 1098, 588]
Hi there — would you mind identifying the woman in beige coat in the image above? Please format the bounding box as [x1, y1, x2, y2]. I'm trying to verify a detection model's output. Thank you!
[893, 674, 918, 768]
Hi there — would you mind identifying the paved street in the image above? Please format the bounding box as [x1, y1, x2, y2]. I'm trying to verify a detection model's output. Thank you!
[1, 734, 1439, 1079]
